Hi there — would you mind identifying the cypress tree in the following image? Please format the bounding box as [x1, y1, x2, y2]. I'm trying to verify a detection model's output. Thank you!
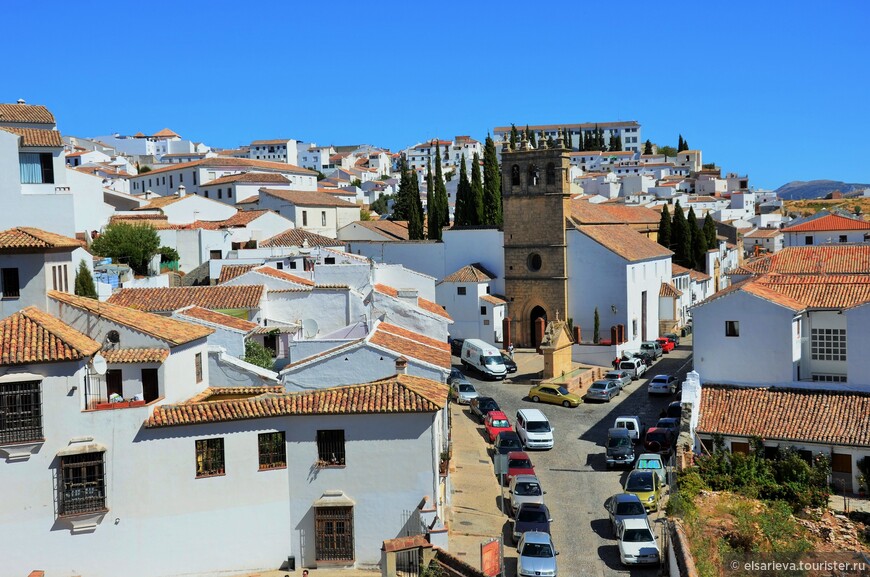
[527, 125, 536, 148]
[689, 206, 707, 271]
[482, 134, 502, 227]
[678, 135, 684, 151]
[682, 139, 689, 151]
[593, 307, 600, 344]
[74, 259, 98, 299]
[658, 204, 672, 249]
[426, 159, 440, 240]
[671, 200, 690, 267]
[470, 152, 484, 225]
[614, 134, 622, 151]
[593, 125, 600, 149]
[454, 154, 471, 226]
[510, 124, 518, 149]
[644, 139, 653, 155]
[580, 130, 586, 151]
[703, 213, 718, 249]
[392, 155, 411, 220]
[408, 167, 424, 240]
[434, 140, 449, 228]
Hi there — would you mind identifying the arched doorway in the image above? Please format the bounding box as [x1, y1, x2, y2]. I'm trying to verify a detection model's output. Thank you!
[530, 306, 547, 348]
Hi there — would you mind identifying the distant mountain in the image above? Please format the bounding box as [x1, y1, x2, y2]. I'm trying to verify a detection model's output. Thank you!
[775, 180, 870, 200]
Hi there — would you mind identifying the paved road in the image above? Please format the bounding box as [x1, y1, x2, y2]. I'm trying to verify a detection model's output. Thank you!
[457, 339, 693, 577]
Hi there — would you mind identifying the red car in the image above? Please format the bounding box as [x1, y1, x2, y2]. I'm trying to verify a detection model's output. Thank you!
[506, 451, 535, 482]
[655, 337, 675, 354]
[484, 411, 512, 443]
[643, 427, 674, 455]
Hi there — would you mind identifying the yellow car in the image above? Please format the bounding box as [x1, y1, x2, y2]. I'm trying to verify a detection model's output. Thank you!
[623, 470, 662, 512]
[527, 384, 582, 408]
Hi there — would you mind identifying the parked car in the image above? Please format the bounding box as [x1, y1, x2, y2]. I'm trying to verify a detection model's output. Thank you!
[512, 502, 552, 543]
[663, 332, 680, 347]
[614, 415, 644, 443]
[634, 453, 666, 485]
[617, 518, 660, 566]
[585, 380, 621, 402]
[605, 493, 648, 537]
[447, 367, 470, 387]
[509, 474, 546, 516]
[470, 396, 501, 422]
[632, 352, 654, 367]
[655, 417, 680, 436]
[500, 351, 518, 373]
[461, 338, 508, 380]
[655, 337, 674, 354]
[606, 428, 635, 469]
[604, 370, 632, 389]
[452, 382, 479, 405]
[493, 430, 524, 456]
[640, 341, 663, 359]
[620, 358, 647, 380]
[623, 470, 662, 512]
[648, 374, 678, 395]
[643, 427, 674, 455]
[506, 451, 535, 483]
[666, 401, 682, 419]
[528, 384, 582, 408]
[484, 410, 513, 442]
[450, 337, 465, 357]
[516, 532, 559, 577]
[515, 408, 554, 450]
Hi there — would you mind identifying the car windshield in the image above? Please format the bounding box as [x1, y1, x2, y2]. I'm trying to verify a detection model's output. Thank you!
[509, 458, 532, 469]
[520, 543, 554, 558]
[479, 399, 498, 411]
[526, 421, 550, 432]
[451, 369, 462, 378]
[517, 509, 549, 523]
[605, 372, 622, 379]
[491, 419, 509, 428]
[515, 482, 542, 496]
[483, 355, 503, 366]
[615, 501, 646, 516]
[499, 437, 522, 449]
[637, 459, 662, 470]
[620, 363, 634, 370]
[591, 382, 606, 390]
[622, 528, 653, 542]
[647, 432, 668, 443]
[626, 474, 654, 492]
[556, 386, 570, 395]
[657, 419, 677, 428]
[459, 384, 475, 392]
[653, 376, 671, 383]
[608, 436, 631, 448]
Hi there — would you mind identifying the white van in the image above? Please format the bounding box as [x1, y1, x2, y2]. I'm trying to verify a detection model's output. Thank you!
[515, 408, 554, 450]
[460, 338, 508, 380]
[619, 358, 647, 380]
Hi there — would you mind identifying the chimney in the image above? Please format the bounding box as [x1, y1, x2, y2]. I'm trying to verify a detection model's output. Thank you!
[396, 288, 418, 305]
[177, 184, 186, 197]
[145, 189, 153, 199]
[395, 356, 408, 375]
[16, 98, 25, 105]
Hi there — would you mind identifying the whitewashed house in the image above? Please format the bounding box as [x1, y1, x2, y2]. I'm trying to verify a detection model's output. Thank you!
[199, 171, 294, 205]
[131, 190, 237, 224]
[258, 188, 361, 238]
[782, 212, 870, 247]
[435, 263, 506, 345]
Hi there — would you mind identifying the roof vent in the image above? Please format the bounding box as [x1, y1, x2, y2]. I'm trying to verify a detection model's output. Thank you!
[16, 99, 25, 105]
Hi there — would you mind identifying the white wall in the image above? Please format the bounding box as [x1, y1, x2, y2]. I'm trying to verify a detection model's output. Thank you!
[265, 289, 362, 335]
[373, 264, 437, 301]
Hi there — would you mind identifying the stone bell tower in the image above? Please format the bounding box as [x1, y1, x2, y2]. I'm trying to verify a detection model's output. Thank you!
[501, 131, 572, 348]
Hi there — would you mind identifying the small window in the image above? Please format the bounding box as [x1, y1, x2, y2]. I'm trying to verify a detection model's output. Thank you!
[457, 286, 467, 296]
[324, 257, 335, 265]
[545, 162, 556, 185]
[316, 429, 345, 467]
[322, 211, 327, 226]
[19, 152, 55, 184]
[169, 175, 173, 189]
[204, 191, 209, 198]
[58, 451, 107, 516]
[195, 438, 225, 478]
[210, 250, 222, 260]
[258, 432, 286, 470]
[228, 189, 233, 198]
[1, 268, 20, 298]
[303, 211, 308, 226]
[218, 189, 222, 199]
[480, 306, 486, 315]
[276, 261, 284, 270]
[725, 321, 739, 337]
[0, 380, 43, 444]
[804, 236, 813, 245]
[195, 353, 203, 383]
[511, 164, 520, 186]
[289, 261, 297, 269]
[839, 235, 847, 243]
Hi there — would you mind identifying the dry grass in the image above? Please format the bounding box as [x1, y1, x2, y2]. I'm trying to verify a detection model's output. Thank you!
[783, 198, 870, 218]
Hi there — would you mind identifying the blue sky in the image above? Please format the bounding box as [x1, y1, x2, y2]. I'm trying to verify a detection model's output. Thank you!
[5, 0, 869, 189]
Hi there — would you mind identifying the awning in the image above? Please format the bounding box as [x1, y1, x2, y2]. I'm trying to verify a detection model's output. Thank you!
[314, 490, 354, 508]
[0, 372, 43, 384]
[56, 443, 107, 457]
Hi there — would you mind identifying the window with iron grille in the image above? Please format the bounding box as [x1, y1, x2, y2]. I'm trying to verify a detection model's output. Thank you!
[315, 506, 354, 561]
[316, 430, 345, 467]
[258, 432, 286, 470]
[0, 380, 43, 444]
[195, 438, 225, 477]
[811, 328, 846, 361]
[58, 452, 106, 516]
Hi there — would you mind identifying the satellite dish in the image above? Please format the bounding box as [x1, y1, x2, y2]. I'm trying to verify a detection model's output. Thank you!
[92, 354, 108, 375]
[301, 319, 319, 339]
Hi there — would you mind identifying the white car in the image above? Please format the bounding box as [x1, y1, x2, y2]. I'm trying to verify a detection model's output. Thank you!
[617, 518, 660, 566]
[603, 370, 632, 389]
[648, 374, 677, 395]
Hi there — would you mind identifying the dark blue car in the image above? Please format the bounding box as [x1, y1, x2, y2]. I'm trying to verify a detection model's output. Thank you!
[512, 502, 552, 543]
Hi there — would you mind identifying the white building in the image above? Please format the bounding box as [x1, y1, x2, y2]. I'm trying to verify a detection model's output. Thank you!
[781, 212, 870, 247]
[90, 128, 204, 160]
[248, 138, 303, 164]
[435, 263, 506, 345]
[258, 188, 361, 238]
[493, 121, 642, 152]
[743, 228, 784, 256]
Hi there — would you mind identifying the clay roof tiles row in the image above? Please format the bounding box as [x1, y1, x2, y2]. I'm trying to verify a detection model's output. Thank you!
[0, 103, 55, 124]
[0, 227, 82, 251]
[440, 263, 496, 284]
[260, 228, 342, 248]
[106, 285, 265, 313]
[373, 284, 452, 321]
[101, 348, 169, 364]
[0, 306, 101, 365]
[0, 127, 63, 147]
[175, 306, 259, 333]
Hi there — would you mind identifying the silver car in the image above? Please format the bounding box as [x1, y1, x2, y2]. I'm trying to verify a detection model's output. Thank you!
[517, 531, 558, 577]
[452, 382, 479, 405]
[605, 493, 648, 537]
[584, 380, 621, 402]
[603, 370, 632, 389]
[509, 474, 546, 515]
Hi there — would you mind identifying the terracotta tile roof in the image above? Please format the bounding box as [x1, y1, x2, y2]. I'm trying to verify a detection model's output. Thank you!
[570, 199, 660, 225]
[660, 282, 683, 297]
[102, 348, 169, 364]
[145, 374, 449, 428]
[260, 228, 342, 248]
[50, 291, 213, 346]
[250, 265, 315, 286]
[671, 263, 691, 276]
[109, 216, 176, 230]
[751, 274, 870, 309]
[201, 172, 291, 187]
[259, 188, 359, 208]
[441, 263, 496, 283]
[480, 294, 507, 305]
[374, 284, 452, 321]
[0, 127, 63, 147]
[0, 103, 55, 124]
[744, 246, 870, 275]
[494, 121, 640, 132]
[349, 219, 412, 240]
[183, 210, 275, 230]
[218, 264, 256, 284]
[235, 195, 260, 205]
[250, 139, 292, 145]
[0, 306, 101, 365]
[176, 306, 258, 333]
[689, 269, 712, 282]
[576, 225, 673, 262]
[744, 228, 782, 238]
[0, 227, 83, 251]
[131, 157, 316, 177]
[133, 195, 187, 210]
[152, 128, 180, 138]
[369, 322, 451, 369]
[782, 214, 870, 233]
[697, 384, 870, 447]
[107, 285, 265, 312]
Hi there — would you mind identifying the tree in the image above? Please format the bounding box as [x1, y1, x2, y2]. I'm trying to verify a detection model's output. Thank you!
[360, 208, 372, 221]
[408, 168, 424, 240]
[526, 125, 536, 148]
[609, 133, 622, 152]
[454, 154, 472, 226]
[74, 259, 97, 299]
[658, 145, 678, 158]
[580, 129, 587, 151]
[351, 178, 362, 188]
[678, 134, 684, 152]
[91, 222, 160, 276]
[316, 171, 326, 181]
[593, 307, 600, 344]
[434, 141, 449, 228]
[688, 206, 707, 270]
[469, 153, 484, 225]
[644, 139, 653, 155]
[138, 165, 152, 174]
[658, 204, 672, 250]
[370, 193, 393, 216]
[703, 213, 718, 249]
[510, 124, 518, 150]
[391, 155, 413, 220]
[426, 159, 440, 240]
[670, 201, 692, 268]
[244, 339, 275, 370]
[482, 134, 502, 227]
[157, 246, 180, 263]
